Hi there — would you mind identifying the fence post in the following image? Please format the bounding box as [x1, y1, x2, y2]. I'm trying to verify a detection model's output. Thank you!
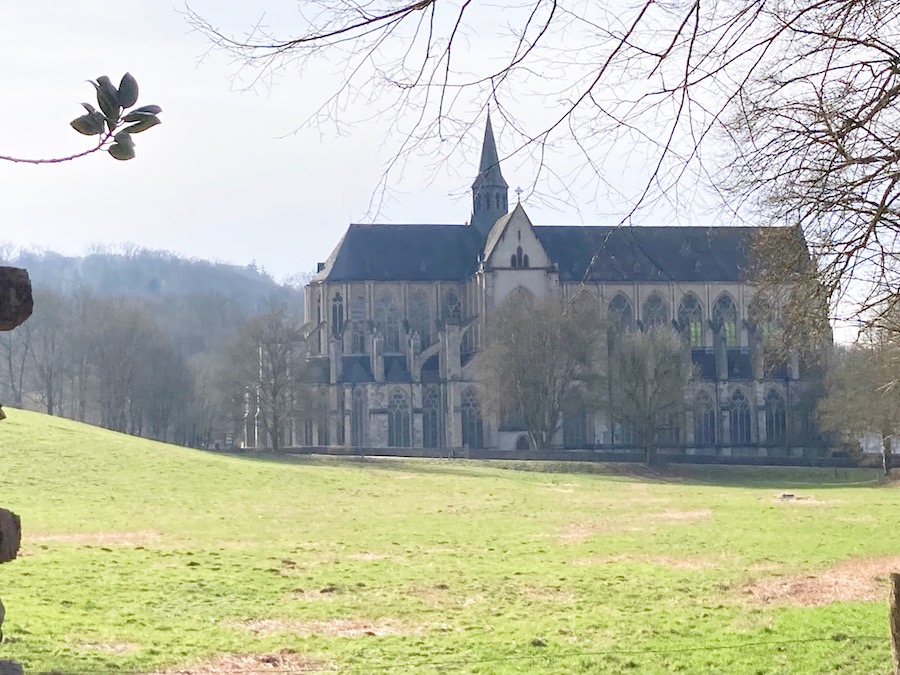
[890, 572, 900, 675]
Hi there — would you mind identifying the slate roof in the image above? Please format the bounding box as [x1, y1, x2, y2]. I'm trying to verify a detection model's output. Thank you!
[534, 226, 753, 283]
[472, 113, 508, 190]
[315, 224, 483, 282]
[340, 356, 373, 383]
[316, 220, 760, 284]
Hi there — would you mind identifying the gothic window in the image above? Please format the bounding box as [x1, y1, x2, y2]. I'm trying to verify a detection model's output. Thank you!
[461, 388, 484, 449]
[387, 389, 411, 447]
[375, 291, 401, 352]
[510, 254, 517, 268]
[678, 294, 704, 347]
[303, 419, 314, 446]
[475, 195, 481, 212]
[350, 294, 366, 353]
[523, 254, 529, 268]
[656, 412, 680, 446]
[408, 290, 432, 350]
[422, 386, 442, 448]
[442, 289, 462, 324]
[563, 411, 588, 449]
[730, 389, 752, 445]
[516, 246, 524, 268]
[713, 293, 739, 347]
[693, 392, 716, 446]
[331, 292, 344, 338]
[615, 419, 640, 446]
[335, 394, 345, 446]
[608, 294, 634, 333]
[765, 389, 787, 444]
[350, 388, 365, 446]
[642, 293, 668, 329]
[495, 192, 501, 209]
[461, 324, 476, 357]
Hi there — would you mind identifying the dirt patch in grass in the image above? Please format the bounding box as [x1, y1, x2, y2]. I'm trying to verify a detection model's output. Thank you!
[77, 641, 139, 654]
[156, 649, 328, 674]
[740, 555, 900, 605]
[346, 552, 389, 560]
[573, 553, 725, 570]
[556, 522, 619, 543]
[237, 618, 421, 637]
[769, 494, 828, 505]
[31, 530, 162, 546]
[656, 509, 712, 521]
[522, 585, 576, 602]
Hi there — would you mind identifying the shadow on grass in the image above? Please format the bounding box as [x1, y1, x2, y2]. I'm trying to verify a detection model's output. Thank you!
[212, 450, 886, 488]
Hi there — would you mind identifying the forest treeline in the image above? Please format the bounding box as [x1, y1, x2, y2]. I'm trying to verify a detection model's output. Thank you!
[0, 246, 306, 447]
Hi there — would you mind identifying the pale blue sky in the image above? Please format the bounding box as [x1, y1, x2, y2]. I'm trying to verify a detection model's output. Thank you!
[0, 2, 712, 281]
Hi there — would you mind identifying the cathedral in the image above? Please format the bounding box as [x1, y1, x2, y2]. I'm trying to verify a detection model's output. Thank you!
[292, 116, 817, 456]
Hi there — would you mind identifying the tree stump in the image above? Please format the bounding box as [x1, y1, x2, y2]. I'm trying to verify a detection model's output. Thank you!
[0, 510, 20, 564]
[0, 267, 33, 331]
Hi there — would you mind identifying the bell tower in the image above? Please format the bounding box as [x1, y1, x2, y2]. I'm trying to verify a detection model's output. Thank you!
[471, 113, 509, 236]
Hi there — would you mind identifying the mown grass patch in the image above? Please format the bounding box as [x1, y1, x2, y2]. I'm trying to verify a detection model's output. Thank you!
[0, 408, 896, 673]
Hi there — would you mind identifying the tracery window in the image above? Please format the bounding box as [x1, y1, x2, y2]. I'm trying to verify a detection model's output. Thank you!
[765, 389, 787, 444]
[350, 387, 365, 446]
[461, 388, 484, 449]
[422, 386, 442, 448]
[608, 294, 634, 333]
[442, 289, 462, 324]
[713, 293, 739, 347]
[375, 291, 401, 352]
[350, 294, 366, 354]
[331, 292, 344, 338]
[693, 392, 716, 446]
[642, 293, 668, 329]
[730, 389, 752, 445]
[387, 389, 411, 448]
[678, 294, 704, 347]
[408, 290, 432, 350]
[495, 193, 502, 209]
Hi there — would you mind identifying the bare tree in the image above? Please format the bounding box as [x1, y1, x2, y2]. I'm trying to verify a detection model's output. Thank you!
[26, 288, 68, 415]
[481, 294, 603, 451]
[607, 327, 693, 467]
[818, 341, 899, 476]
[0, 322, 32, 407]
[188, 1, 900, 333]
[228, 302, 309, 450]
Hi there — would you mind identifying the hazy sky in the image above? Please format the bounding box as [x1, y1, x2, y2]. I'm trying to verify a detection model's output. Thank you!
[0, 2, 710, 282]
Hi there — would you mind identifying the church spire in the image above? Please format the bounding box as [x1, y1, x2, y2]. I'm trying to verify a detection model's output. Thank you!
[471, 112, 509, 235]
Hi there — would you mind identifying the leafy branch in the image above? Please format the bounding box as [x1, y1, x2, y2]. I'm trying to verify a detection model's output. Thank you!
[0, 73, 162, 164]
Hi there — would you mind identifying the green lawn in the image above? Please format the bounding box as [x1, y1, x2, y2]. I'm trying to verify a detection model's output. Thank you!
[0, 408, 897, 673]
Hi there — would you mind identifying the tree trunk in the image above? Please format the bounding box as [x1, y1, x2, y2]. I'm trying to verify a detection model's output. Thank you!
[645, 443, 659, 467]
[883, 435, 893, 477]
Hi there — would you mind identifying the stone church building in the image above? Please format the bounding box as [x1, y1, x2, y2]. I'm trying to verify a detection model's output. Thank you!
[292, 116, 814, 455]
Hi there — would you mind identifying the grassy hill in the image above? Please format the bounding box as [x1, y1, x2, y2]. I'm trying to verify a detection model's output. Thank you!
[0, 408, 897, 673]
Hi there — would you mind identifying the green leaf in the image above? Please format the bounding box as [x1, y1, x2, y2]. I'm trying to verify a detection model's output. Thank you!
[108, 143, 135, 161]
[70, 112, 105, 136]
[118, 73, 139, 108]
[80, 102, 98, 115]
[114, 131, 135, 148]
[122, 115, 161, 134]
[128, 104, 162, 116]
[93, 75, 120, 127]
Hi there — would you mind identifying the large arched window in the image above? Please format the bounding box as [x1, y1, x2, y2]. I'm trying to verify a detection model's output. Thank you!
[350, 388, 365, 446]
[608, 294, 634, 333]
[765, 389, 787, 445]
[387, 389, 411, 447]
[331, 292, 344, 338]
[713, 294, 739, 347]
[642, 293, 668, 329]
[461, 388, 484, 449]
[442, 289, 463, 324]
[350, 294, 366, 354]
[678, 294, 704, 347]
[375, 291, 401, 352]
[422, 386, 442, 448]
[693, 391, 716, 446]
[730, 389, 752, 445]
[408, 290, 431, 350]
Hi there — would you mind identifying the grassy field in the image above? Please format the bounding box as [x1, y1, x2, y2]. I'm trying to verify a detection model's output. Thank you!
[0, 408, 897, 673]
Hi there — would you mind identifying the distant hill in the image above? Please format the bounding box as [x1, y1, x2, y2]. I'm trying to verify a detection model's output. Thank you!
[3, 247, 305, 314]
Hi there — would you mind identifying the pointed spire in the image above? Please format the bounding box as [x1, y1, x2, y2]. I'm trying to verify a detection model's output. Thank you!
[472, 112, 508, 190]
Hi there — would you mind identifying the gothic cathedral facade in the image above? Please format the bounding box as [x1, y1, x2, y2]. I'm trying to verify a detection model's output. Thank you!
[294, 116, 818, 456]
